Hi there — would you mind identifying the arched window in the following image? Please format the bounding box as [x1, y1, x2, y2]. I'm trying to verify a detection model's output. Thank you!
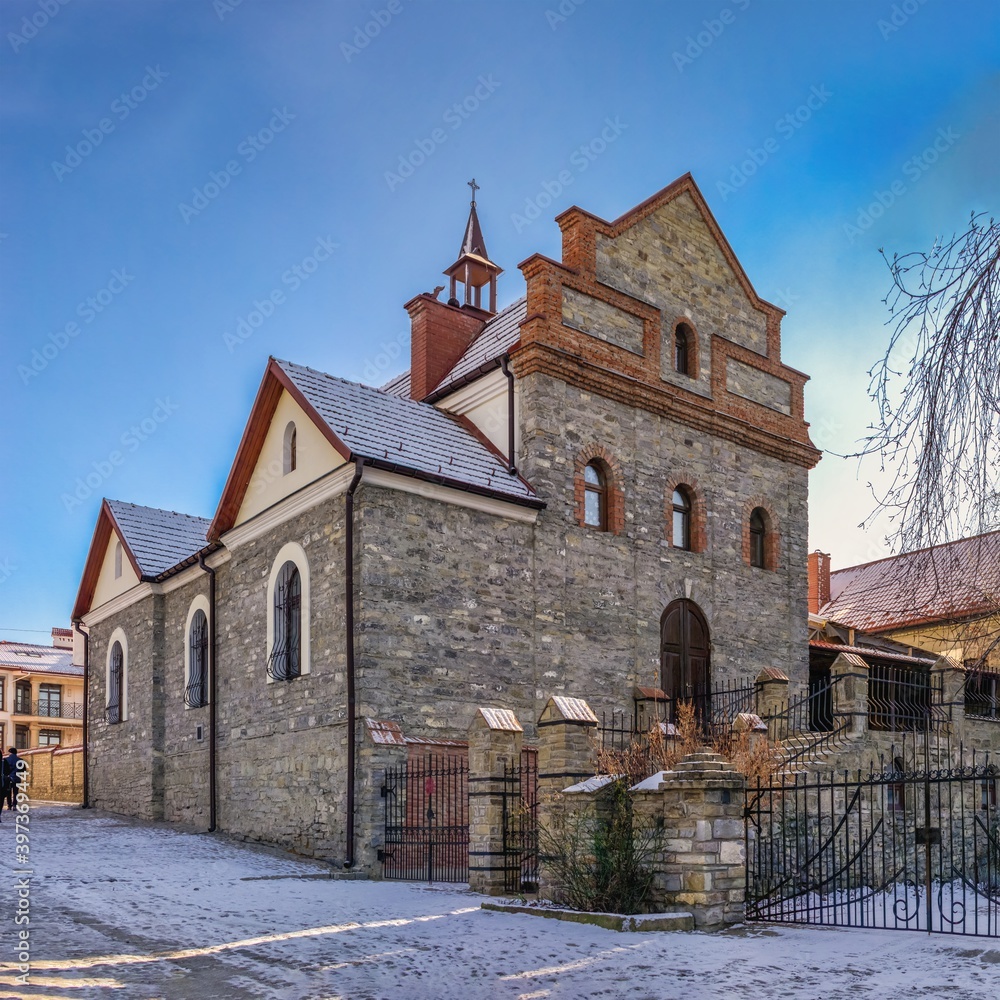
[583, 462, 607, 529]
[107, 640, 125, 724]
[114, 541, 123, 579]
[268, 561, 302, 681]
[282, 421, 297, 475]
[749, 508, 767, 568]
[671, 487, 692, 550]
[675, 323, 693, 376]
[186, 608, 209, 708]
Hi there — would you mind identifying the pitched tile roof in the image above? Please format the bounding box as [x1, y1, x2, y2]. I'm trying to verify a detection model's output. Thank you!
[107, 500, 211, 578]
[0, 641, 82, 676]
[809, 640, 935, 667]
[276, 359, 540, 506]
[430, 296, 525, 397]
[378, 297, 525, 402]
[822, 531, 1000, 632]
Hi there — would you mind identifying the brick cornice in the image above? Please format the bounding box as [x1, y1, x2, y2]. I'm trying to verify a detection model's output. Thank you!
[511, 342, 821, 469]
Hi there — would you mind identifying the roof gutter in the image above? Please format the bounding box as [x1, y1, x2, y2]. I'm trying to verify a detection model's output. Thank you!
[72, 619, 89, 809]
[343, 455, 365, 869]
[197, 553, 218, 833]
[500, 354, 516, 476]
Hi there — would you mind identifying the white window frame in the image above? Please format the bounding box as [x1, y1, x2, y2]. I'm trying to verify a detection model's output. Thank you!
[184, 595, 211, 709]
[265, 541, 311, 682]
[106, 626, 129, 722]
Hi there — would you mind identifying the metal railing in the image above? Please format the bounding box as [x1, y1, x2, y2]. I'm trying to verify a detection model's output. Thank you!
[869, 664, 949, 733]
[964, 666, 1000, 721]
[13, 700, 83, 720]
[767, 675, 850, 773]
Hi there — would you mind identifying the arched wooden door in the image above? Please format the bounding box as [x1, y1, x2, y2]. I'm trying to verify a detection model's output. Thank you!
[660, 600, 711, 721]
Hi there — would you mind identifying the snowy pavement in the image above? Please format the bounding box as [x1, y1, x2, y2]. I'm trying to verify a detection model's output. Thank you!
[1, 806, 998, 1000]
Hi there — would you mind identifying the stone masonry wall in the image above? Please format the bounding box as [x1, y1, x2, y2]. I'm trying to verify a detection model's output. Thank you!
[162, 575, 212, 827]
[88, 593, 165, 820]
[211, 493, 350, 859]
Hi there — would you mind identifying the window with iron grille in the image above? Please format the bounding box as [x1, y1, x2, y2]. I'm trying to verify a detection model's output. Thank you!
[38, 683, 62, 718]
[107, 641, 124, 724]
[267, 562, 301, 681]
[38, 729, 61, 747]
[186, 610, 209, 707]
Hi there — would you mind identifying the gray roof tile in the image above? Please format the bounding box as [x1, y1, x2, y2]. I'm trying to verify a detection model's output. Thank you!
[276, 359, 538, 505]
[0, 641, 82, 676]
[106, 500, 211, 578]
[431, 297, 525, 396]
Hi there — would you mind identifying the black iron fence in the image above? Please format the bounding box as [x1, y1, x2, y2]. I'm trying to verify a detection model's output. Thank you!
[746, 745, 1000, 936]
[381, 753, 469, 882]
[16, 700, 84, 720]
[501, 748, 539, 894]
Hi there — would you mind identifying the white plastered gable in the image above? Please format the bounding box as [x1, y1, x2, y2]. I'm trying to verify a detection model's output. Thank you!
[91, 532, 141, 609]
[235, 389, 347, 526]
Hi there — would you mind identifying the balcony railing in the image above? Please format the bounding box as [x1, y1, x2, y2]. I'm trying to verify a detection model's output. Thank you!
[13, 701, 84, 720]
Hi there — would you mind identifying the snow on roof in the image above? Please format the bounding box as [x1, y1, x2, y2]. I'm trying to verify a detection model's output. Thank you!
[276, 358, 539, 506]
[107, 500, 211, 578]
[430, 297, 525, 397]
[822, 531, 1000, 633]
[378, 297, 525, 402]
[0, 640, 82, 676]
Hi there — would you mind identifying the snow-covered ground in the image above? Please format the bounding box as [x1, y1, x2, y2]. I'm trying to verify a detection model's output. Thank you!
[1, 805, 998, 1000]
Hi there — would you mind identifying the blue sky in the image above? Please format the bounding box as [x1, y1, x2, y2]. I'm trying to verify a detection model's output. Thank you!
[1, 0, 998, 643]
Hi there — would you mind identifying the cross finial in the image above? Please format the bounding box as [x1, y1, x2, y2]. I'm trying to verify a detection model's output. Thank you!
[468, 178, 480, 205]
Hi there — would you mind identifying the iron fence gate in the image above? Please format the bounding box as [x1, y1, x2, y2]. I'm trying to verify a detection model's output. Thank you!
[502, 749, 539, 894]
[746, 750, 1000, 936]
[381, 753, 469, 882]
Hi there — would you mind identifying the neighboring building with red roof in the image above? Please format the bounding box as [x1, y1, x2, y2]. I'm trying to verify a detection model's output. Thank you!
[73, 175, 820, 866]
[809, 533, 1000, 669]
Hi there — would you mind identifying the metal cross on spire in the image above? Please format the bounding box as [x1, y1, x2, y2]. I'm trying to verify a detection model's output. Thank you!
[468, 178, 480, 206]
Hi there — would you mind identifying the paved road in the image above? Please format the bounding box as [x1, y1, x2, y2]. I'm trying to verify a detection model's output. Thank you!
[0, 806, 997, 999]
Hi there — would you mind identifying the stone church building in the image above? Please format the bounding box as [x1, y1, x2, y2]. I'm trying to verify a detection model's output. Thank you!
[73, 174, 820, 866]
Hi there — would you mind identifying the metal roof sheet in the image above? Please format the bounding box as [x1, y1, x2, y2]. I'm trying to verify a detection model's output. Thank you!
[0, 641, 82, 676]
[107, 500, 211, 578]
[477, 707, 522, 732]
[823, 531, 1000, 633]
[276, 358, 538, 505]
[550, 696, 599, 724]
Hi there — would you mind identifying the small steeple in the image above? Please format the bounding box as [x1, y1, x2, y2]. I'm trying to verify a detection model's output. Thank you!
[444, 179, 502, 314]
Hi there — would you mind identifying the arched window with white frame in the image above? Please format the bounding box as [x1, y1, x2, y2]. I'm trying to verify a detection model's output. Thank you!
[106, 627, 129, 723]
[185, 596, 210, 708]
[282, 421, 297, 475]
[266, 542, 311, 681]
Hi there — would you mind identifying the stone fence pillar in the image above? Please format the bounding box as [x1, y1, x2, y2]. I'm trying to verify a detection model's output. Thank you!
[755, 667, 789, 741]
[830, 652, 870, 738]
[358, 719, 409, 875]
[468, 707, 523, 895]
[633, 751, 746, 930]
[535, 696, 599, 901]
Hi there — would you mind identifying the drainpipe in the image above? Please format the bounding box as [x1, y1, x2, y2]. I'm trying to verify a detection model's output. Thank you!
[500, 354, 517, 476]
[344, 455, 365, 868]
[73, 619, 89, 809]
[198, 553, 217, 833]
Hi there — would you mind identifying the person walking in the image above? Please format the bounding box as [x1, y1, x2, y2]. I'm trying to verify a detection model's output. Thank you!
[2, 747, 22, 817]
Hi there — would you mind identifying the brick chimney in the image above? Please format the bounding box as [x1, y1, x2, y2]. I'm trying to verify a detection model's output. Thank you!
[404, 294, 487, 400]
[807, 550, 831, 614]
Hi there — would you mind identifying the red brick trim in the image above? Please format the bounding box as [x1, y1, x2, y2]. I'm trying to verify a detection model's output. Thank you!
[665, 474, 706, 553]
[574, 445, 625, 535]
[742, 496, 781, 571]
